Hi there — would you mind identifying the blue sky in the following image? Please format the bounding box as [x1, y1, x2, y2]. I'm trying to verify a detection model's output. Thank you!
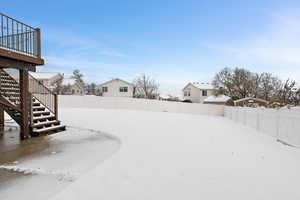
[2, 0, 300, 94]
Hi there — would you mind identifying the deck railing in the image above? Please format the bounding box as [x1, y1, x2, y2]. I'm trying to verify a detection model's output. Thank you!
[0, 13, 41, 58]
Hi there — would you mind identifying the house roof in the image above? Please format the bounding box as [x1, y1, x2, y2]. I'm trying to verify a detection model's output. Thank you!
[30, 72, 62, 80]
[183, 82, 214, 91]
[234, 97, 269, 104]
[62, 78, 76, 86]
[204, 95, 230, 103]
[159, 94, 172, 99]
[99, 78, 133, 87]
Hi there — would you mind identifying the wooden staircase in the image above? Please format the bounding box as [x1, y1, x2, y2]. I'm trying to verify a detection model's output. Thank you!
[0, 69, 65, 136]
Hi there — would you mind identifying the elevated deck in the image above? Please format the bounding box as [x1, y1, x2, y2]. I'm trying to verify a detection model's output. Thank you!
[0, 13, 44, 70]
[0, 13, 65, 140]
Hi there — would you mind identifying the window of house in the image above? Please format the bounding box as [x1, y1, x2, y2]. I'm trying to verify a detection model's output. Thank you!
[119, 87, 128, 92]
[102, 86, 108, 92]
[202, 90, 208, 96]
[184, 91, 191, 96]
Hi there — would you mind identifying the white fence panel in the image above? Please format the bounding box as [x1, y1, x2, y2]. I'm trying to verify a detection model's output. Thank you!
[224, 106, 300, 148]
[59, 96, 225, 116]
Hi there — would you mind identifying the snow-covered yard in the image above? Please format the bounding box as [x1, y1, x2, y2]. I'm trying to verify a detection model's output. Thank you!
[2, 103, 300, 200]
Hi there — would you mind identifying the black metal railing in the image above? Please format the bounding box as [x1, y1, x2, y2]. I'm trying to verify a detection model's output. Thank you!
[0, 13, 41, 57]
[29, 73, 57, 116]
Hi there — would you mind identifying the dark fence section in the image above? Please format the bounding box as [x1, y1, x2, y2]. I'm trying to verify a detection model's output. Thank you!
[0, 13, 41, 57]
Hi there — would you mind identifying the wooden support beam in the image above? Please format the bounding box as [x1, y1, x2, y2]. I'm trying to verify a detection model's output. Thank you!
[0, 108, 4, 132]
[0, 96, 21, 112]
[0, 56, 36, 71]
[0, 48, 44, 65]
[19, 69, 30, 139]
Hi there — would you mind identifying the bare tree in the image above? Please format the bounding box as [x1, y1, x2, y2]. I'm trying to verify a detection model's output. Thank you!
[133, 74, 159, 99]
[251, 73, 262, 98]
[51, 78, 63, 94]
[291, 87, 300, 106]
[277, 79, 296, 105]
[212, 67, 235, 97]
[71, 69, 85, 87]
[60, 84, 72, 95]
[213, 67, 299, 106]
[258, 73, 282, 101]
[213, 67, 253, 99]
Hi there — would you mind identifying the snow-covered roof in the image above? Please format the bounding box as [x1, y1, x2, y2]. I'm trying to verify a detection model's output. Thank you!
[183, 82, 214, 90]
[62, 78, 76, 86]
[204, 95, 230, 103]
[191, 82, 214, 90]
[30, 72, 62, 80]
[99, 78, 133, 87]
[159, 94, 172, 99]
[234, 97, 268, 104]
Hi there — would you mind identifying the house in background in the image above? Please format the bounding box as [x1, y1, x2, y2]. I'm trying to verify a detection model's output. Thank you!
[29, 72, 63, 90]
[99, 78, 134, 97]
[182, 82, 214, 103]
[234, 97, 269, 107]
[61, 78, 85, 95]
[204, 95, 231, 105]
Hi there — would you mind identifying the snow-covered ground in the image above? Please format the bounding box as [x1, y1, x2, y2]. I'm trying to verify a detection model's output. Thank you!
[53, 108, 300, 200]
[0, 126, 120, 200]
[2, 103, 300, 200]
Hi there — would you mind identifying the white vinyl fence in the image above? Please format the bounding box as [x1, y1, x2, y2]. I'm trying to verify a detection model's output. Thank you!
[59, 96, 224, 116]
[224, 106, 300, 148]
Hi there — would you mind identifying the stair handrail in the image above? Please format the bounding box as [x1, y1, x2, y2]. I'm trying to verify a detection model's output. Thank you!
[28, 73, 58, 116]
[0, 69, 58, 123]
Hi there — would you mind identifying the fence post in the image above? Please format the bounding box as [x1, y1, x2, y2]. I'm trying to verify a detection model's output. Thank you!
[35, 28, 41, 58]
[54, 94, 58, 119]
[276, 110, 280, 140]
[256, 109, 260, 131]
[243, 109, 247, 125]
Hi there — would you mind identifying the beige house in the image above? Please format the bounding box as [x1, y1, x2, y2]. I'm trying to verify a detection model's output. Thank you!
[29, 72, 63, 90]
[61, 78, 85, 95]
[99, 78, 134, 97]
[182, 82, 214, 103]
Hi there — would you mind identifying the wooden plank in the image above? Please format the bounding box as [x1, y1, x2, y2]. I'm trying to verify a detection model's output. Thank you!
[0, 48, 44, 65]
[0, 56, 36, 71]
[0, 108, 4, 132]
[19, 69, 30, 139]
[0, 96, 21, 112]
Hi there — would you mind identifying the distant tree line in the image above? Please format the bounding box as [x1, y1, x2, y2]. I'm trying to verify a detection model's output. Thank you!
[52, 69, 86, 95]
[213, 67, 300, 106]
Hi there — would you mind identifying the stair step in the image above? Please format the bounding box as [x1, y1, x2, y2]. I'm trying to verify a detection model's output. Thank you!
[33, 115, 55, 121]
[31, 120, 60, 128]
[33, 110, 51, 115]
[33, 102, 41, 106]
[1, 92, 20, 96]
[33, 124, 66, 133]
[0, 88, 20, 92]
[33, 106, 46, 111]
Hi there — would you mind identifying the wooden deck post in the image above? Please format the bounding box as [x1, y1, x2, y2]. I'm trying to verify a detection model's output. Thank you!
[0, 108, 4, 132]
[19, 69, 30, 139]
